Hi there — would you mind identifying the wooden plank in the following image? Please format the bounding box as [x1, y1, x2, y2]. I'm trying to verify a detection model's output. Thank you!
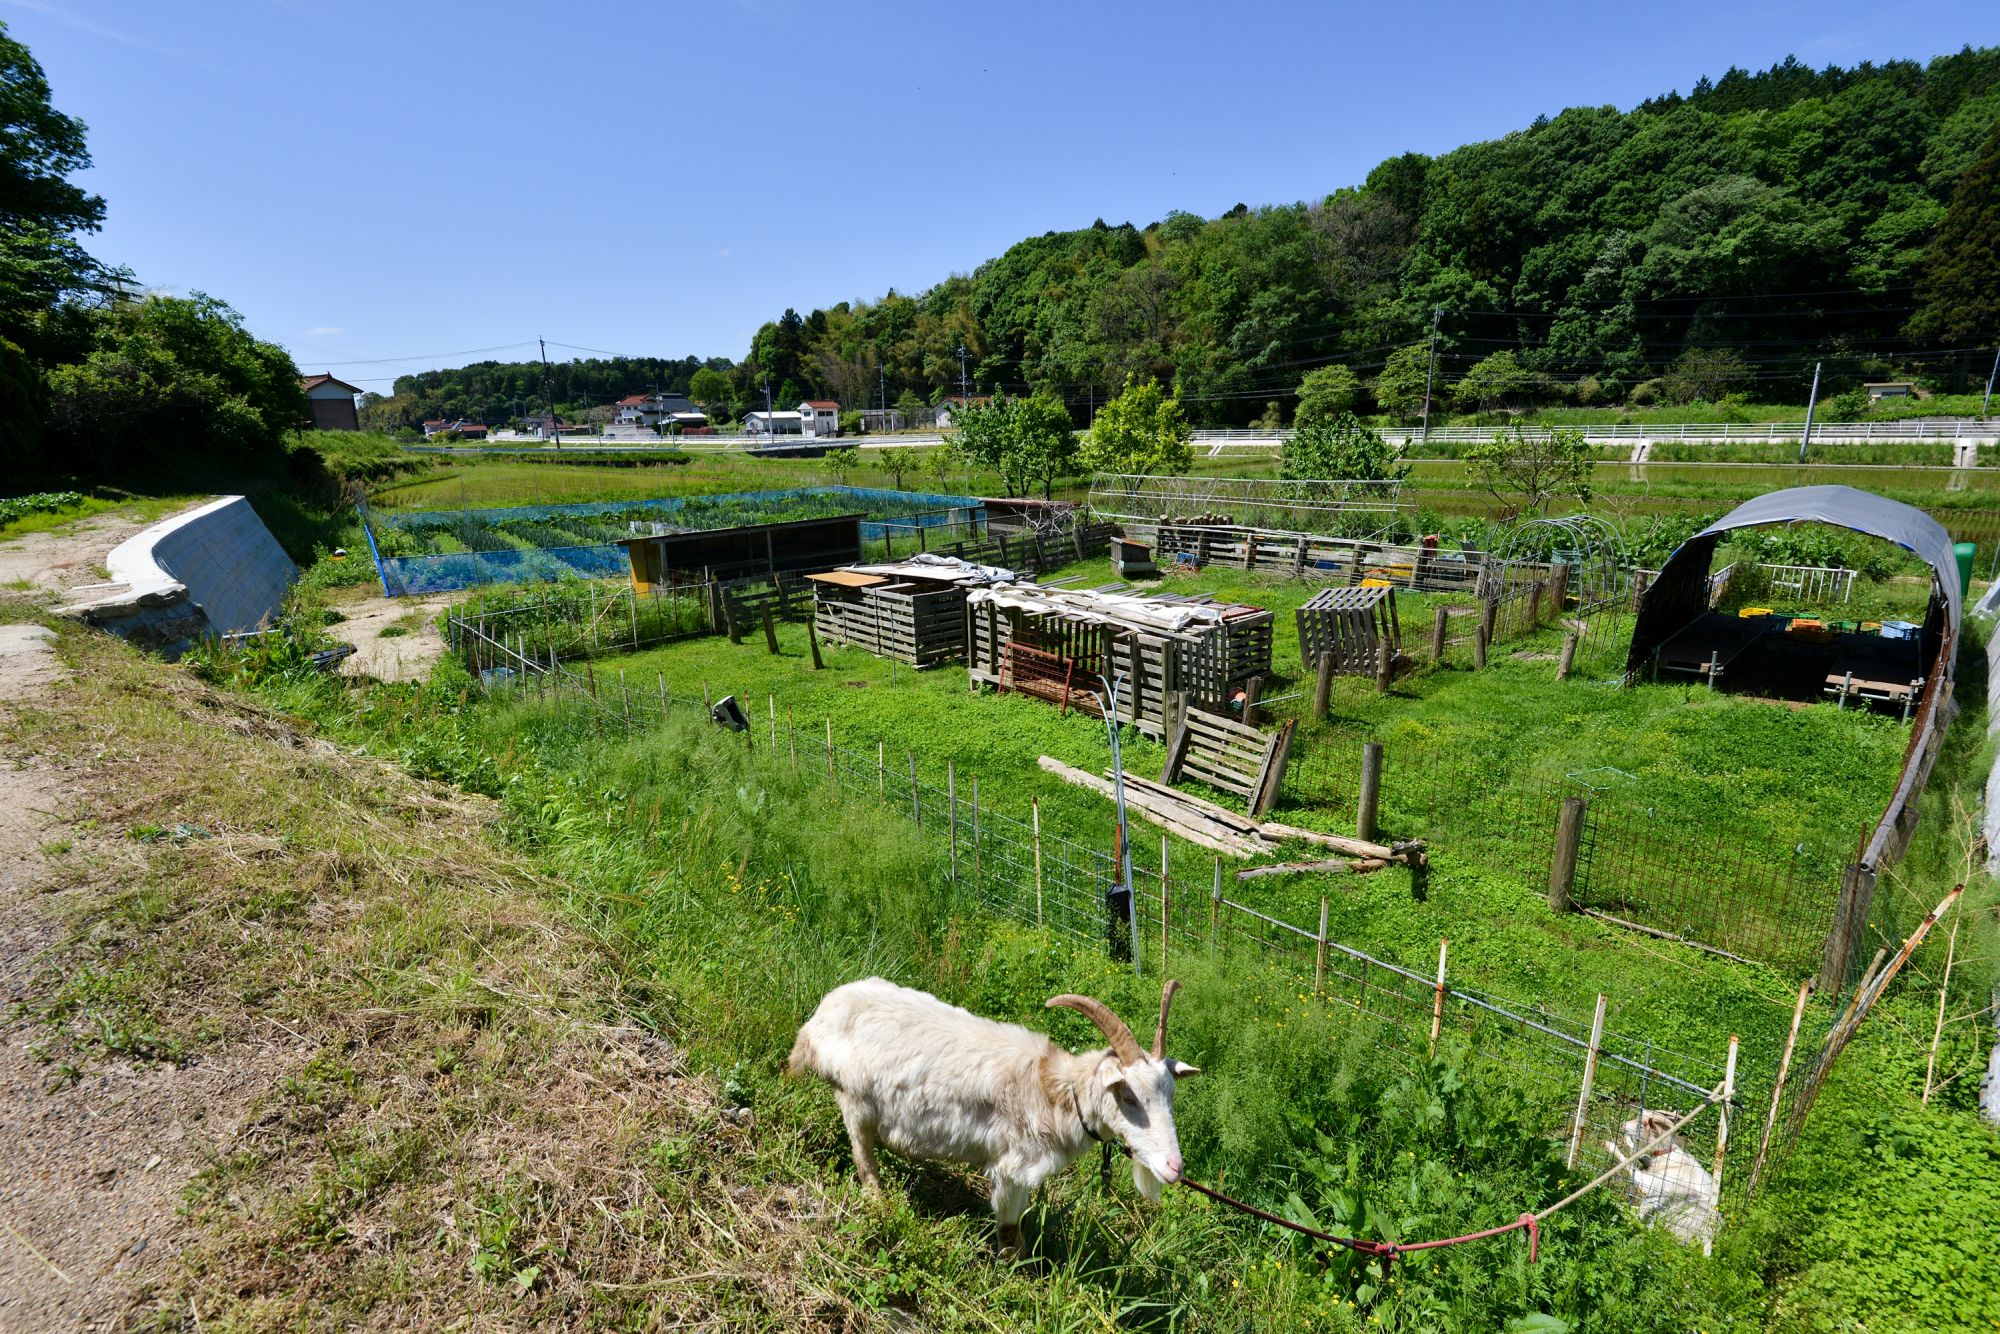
[1037, 756, 1267, 856]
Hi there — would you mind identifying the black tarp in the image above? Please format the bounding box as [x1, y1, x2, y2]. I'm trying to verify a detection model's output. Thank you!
[1625, 485, 1959, 675]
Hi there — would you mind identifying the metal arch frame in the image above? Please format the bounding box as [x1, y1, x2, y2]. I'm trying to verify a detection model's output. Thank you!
[1485, 514, 1636, 667]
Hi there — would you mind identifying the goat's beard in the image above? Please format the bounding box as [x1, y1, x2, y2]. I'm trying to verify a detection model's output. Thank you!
[1131, 1161, 1166, 1202]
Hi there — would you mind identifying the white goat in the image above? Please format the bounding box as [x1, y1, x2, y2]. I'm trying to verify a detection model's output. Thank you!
[789, 976, 1200, 1250]
[1605, 1109, 1721, 1254]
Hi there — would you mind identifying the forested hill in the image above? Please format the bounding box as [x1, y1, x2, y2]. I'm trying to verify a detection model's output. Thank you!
[722, 48, 1997, 426]
[367, 354, 731, 432]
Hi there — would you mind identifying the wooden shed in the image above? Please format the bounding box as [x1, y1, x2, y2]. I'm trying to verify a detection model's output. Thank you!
[809, 557, 1000, 667]
[617, 513, 863, 592]
[1296, 585, 1402, 676]
[965, 584, 1274, 737]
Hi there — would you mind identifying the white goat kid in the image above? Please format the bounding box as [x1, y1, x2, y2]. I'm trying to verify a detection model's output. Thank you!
[1605, 1109, 1721, 1255]
[789, 976, 1200, 1250]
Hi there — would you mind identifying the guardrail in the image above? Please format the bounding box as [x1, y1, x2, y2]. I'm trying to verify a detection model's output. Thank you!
[1191, 419, 1998, 447]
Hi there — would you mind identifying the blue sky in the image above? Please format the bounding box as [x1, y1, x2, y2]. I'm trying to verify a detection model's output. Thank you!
[6, 0, 1998, 391]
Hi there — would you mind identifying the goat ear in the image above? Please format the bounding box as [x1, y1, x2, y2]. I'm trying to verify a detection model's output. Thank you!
[1096, 1061, 1128, 1091]
[1169, 1060, 1202, 1079]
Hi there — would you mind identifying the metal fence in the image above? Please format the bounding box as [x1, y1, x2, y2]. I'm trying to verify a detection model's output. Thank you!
[1189, 420, 1998, 445]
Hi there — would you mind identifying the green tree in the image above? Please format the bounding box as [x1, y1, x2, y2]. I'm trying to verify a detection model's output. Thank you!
[1373, 344, 1434, 424]
[688, 367, 732, 417]
[1078, 376, 1192, 475]
[894, 387, 928, 424]
[951, 393, 1078, 496]
[1294, 364, 1361, 426]
[0, 20, 105, 346]
[821, 446, 860, 485]
[1450, 350, 1543, 413]
[1280, 414, 1409, 482]
[1910, 117, 2000, 344]
[1465, 424, 1594, 516]
[1659, 347, 1751, 404]
[920, 443, 955, 493]
[42, 293, 304, 480]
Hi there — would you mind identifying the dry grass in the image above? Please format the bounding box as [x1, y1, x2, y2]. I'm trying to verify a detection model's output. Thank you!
[7, 628, 909, 1330]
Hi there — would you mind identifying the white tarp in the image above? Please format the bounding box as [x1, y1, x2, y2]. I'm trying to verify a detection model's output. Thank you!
[965, 581, 1225, 635]
[849, 553, 1017, 585]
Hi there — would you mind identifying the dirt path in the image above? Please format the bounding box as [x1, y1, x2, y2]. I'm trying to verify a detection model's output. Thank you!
[325, 588, 452, 683]
[0, 512, 177, 600]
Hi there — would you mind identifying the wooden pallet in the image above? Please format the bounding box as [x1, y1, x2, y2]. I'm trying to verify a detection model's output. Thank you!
[1160, 701, 1295, 818]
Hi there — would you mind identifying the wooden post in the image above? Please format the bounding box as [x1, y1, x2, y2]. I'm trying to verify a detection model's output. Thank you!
[1032, 798, 1044, 927]
[762, 606, 780, 654]
[1313, 651, 1335, 718]
[657, 671, 667, 717]
[1479, 599, 1498, 648]
[628, 587, 639, 646]
[1242, 675, 1263, 728]
[1818, 863, 1878, 995]
[768, 694, 776, 747]
[806, 616, 824, 670]
[1549, 797, 1586, 912]
[1472, 623, 1489, 670]
[972, 775, 983, 888]
[787, 708, 797, 778]
[1566, 993, 1609, 1169]
[1708, 1034, 1740, 1254]
[1747, 978, 1814, 1197]
[1356, 742, 1383, 843]
[1430, 937, 1449, 1055]
[1430, 606, 1449, 663]
[722, 593, 740, 645]
[825, 717, 836, 786]
[1374, 633, 1393, 694]
[1528, 580, 1543, 627]
[1160, 834, 1170, 977]
[877, 738, 886, 796]
[909, 752, 920, 827]
[620, 674, 633, 735]
[1557, 631, 1580, 682]
[1313, 896, 1330, 996]
[1210, 857, 1222, 949]
[947, 759, 958, 883]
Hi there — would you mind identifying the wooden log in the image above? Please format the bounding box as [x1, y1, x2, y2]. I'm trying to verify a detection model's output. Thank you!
[1473, 623, 1489, 670]
[1241, 675, 1263, 728]
[762, 606, 780, 654]
[1431, 606, 1449, 662]
[1557, 631, 1579, 681]
[1375, 634, 1393, 694]
[1252, 820, 1414, 862]
[1356, 742, 1383, 843]
[1549, 796, 1585, 912]
[1235, 858, 1364, 879]
[1037, 756, 1268, 856]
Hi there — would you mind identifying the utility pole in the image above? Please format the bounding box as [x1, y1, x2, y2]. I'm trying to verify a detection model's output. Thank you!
[957, 344, 971, 404]
[1798, 360, 1823, 462]
[539, 337, 559, 452]
[1983, 345, 1999, 418]
[1421, 304, 1442, 446]
[762, 382, 774, 442]
[879, 363, 888, 416]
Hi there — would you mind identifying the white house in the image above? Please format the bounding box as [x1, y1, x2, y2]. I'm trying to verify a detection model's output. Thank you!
[1864, 381, 1918, 401]
[799, 400, 841, 438]
[300, 374, 363, 431]
[744, 410, 805, 437]
[614, 392, 708, 430]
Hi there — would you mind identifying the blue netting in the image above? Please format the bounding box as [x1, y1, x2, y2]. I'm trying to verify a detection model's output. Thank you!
[363, 486, 986, 596]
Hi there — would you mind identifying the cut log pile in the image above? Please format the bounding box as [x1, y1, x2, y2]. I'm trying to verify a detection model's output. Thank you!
[1036, 756, 1428, 871]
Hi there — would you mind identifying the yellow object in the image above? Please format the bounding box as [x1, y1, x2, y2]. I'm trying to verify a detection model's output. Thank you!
[1787, 618, 1834, 643]
[1360, 577, 1394, 589]
[1738, 606, 1773, 617]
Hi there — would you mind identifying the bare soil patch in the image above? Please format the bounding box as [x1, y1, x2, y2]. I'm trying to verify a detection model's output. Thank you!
[324, 589, 452, 683]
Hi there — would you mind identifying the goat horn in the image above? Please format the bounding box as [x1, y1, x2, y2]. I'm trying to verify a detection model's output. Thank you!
[1153, 979, 1182, 1059]
[1046, 994, 1143, 1064]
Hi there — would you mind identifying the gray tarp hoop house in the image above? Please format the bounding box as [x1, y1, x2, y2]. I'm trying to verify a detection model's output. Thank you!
[1624, 485, 1962, 989]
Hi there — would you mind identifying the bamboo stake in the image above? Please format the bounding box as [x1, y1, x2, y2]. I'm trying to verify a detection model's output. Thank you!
[825, 717, 836, 786]
[1708, 1034, 1740, 1255]
[972, 775, 982, 888]
[910, 752, 920, 826]
[1430, 937, 1449, 1055]
[1747, 977, 1814, 1197]
[1922, 903, 1962, 1104]
[1210, 857, 1222, 950]
[768, 694, 776, 747]
[878, 738, 886, 796]
[1566, 994, 1609, 1169]
[947, 760, 958, 883]
[787, 707, 797, 778]
[1160, 834, 1170, 976]
[657, 671, 667, 717]
[1032, 797, 1044, 927]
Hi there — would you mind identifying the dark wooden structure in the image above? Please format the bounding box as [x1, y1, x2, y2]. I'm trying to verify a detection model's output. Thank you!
[966, 585, 1274, 738]
[1135, 521, 1485, 593]
[1296, 585, 1402, 676]
[617, 513, 862, 592]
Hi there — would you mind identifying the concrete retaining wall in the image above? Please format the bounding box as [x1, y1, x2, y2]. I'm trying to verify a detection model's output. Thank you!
[64, 496, 296, 656]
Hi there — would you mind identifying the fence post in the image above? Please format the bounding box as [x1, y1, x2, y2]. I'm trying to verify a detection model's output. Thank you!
[657, 671, 667, 718]
[1549, 797, 1586, 912]
[1210, 857, 1222, 950]
[947, 759, 958, 883]
[767, 695, 776, 747]
[1709, 1034, 1740, 1255]
[1032, 798, 1044, 927]
[1818, 862, 1877, 996]
[1479, 599, 1498, 648]
[1314, 896, 1330, 996]
[909, 752, 920, 827]
[1356, 742, 1383, 843]
[1557, 631, 1580, 682]
[1431, 606, 1449, 663]
[1748, 977, 1814, 1197]
[1374, 634, 1393, 694]
[1473, 623, 1489, 670]
[1159, 835, 1170, 976]
[1242, 675, 1263, 728]
[972, 775, 983, 889]
[1566, 993, 1609, 1169]
[1430, 937, 1449, 1056]
[762, 606, 780, 654]
[877, 738, 886, 796]
[1313, 652, 1335, 718]
[787, 707, 797, 778]
[628, 587, 638, 646]
[807, 616, 824, 670]
[620, 673, 633, 736]
[825, 717, 836, 787]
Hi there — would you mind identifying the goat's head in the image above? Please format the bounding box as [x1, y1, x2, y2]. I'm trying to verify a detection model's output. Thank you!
[1047, 980, 1200, 1200]
[1615, 1109, 1683, 1169]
